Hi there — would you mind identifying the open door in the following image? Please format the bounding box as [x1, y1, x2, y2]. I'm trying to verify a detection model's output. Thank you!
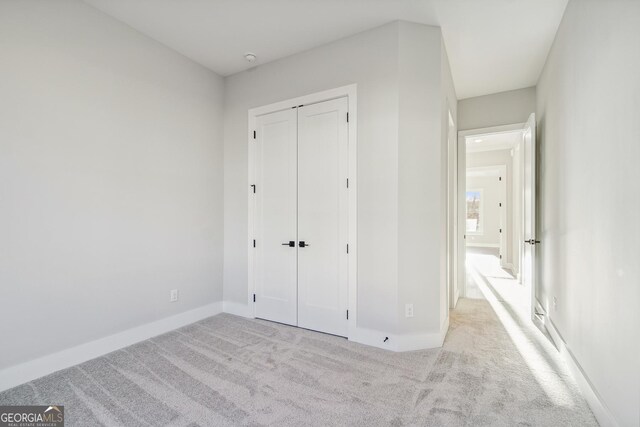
[521, 113, 540, 324]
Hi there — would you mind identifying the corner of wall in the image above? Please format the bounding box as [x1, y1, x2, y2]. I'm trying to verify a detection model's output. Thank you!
[395, 21, 449, 341]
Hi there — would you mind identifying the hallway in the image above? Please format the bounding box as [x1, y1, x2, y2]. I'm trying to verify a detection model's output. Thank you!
[458, 247, 595, 423]
[465, 247, 529, 311]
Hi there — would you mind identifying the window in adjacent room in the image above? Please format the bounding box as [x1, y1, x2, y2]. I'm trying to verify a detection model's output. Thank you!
[466, 189, 483, 234]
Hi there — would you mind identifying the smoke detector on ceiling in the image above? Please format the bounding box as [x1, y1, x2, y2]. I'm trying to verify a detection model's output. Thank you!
[244, 53, 257, 63]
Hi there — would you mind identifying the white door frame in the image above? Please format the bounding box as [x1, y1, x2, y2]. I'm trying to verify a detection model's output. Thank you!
[247, 84, 358, 336]
[446, 110, 458, 309]
[457, 123, 525, 298]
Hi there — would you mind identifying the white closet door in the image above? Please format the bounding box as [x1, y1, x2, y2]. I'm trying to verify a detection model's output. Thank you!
[297, 98, 349, 337]
[254, 109, 298, 325]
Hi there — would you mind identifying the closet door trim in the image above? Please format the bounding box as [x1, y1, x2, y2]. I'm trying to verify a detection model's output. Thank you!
[247, 84, 358, 338]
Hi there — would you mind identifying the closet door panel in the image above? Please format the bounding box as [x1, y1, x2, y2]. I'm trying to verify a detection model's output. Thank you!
[254, 109, 298, 325]
[297, 98, 349, 337]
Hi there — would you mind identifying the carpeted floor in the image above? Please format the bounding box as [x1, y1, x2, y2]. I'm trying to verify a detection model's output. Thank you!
[0, 298, 597, 426]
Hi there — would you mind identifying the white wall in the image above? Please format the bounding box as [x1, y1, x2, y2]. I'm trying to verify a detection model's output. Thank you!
[397, 23, 453, 336]
[536, 1, 640, 425]
[0, 1, 225, 371]
[458, 87, 535, 131]
[224, 21, 454, 342]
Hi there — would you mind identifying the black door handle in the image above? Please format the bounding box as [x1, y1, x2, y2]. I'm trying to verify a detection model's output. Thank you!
[524, 239, 540, 245]
[299, 241, 309, 248]
[281, 241, 295, 247]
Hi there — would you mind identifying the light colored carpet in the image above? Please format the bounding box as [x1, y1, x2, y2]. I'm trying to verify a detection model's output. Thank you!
[0, 299, 597, 426]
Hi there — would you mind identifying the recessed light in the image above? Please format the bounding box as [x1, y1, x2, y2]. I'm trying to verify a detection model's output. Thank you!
[244, 53, 257, 63]
[474, 139, 483, 143]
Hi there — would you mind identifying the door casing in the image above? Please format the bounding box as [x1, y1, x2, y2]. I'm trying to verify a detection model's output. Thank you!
[457, 123, 527, 300]
[446, 109, 459, 309]
[248, 84, 358, 337]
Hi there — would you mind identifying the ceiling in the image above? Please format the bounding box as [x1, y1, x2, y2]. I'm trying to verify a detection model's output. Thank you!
[466, 130, 522, 153]
[82, 0, 568, 99]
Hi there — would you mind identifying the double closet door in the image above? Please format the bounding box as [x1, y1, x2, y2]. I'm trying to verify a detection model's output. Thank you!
[253, 97, 349, 337]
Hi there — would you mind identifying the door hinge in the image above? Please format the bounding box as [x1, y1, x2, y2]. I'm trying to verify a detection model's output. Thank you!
[346, 178, 349, 188]
[499, 254, 502, 259]
[346, 112, 349, 123]
[499, 228, 502, 233]
[253, 294, 256, 303]
[346, 244, 349, 254]
[346, 310, 349, 320]
[251, 184, 256, 194]
[253, 239, 256, 248]
[253, 130, 256, 139]
[499, 176, 502, 181]
[499, 202, 502, 207]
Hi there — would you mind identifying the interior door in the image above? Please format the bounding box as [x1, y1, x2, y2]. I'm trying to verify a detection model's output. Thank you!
[254, 109, 298, 325]
[522, 113, 538, 321]
[297, 98, 349, 337]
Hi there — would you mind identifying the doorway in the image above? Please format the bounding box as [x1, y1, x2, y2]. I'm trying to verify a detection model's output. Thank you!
[247, 86, 357, 338]
[457, 116, 540, 324]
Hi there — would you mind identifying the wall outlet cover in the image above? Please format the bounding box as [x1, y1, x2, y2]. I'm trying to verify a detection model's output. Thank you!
[405, 304, 414, 318]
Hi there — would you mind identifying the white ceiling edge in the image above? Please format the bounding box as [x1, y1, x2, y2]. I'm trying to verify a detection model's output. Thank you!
[456, 83, 534, 102]
[466, 130, 522, 153]
[467, 166, 505, 177]
[80, 0, 569, 100]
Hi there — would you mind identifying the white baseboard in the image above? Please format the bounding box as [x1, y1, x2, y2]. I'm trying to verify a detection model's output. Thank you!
[544, 317, 619, 427]
[395, 316, 450, 351]
[348, 326, 396, 350]
[0, 300, 450, 393]
[349, 316, 449, 352]
[466, 243, 500, 248]
[222, 301, 253, 318]
[0, 302, 223, 393]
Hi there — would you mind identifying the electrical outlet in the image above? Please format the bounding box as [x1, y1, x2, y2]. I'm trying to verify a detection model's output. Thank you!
[405, 304, 414, 318]
[553, 296, 558, 312]
[170, 289, 179, 302]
